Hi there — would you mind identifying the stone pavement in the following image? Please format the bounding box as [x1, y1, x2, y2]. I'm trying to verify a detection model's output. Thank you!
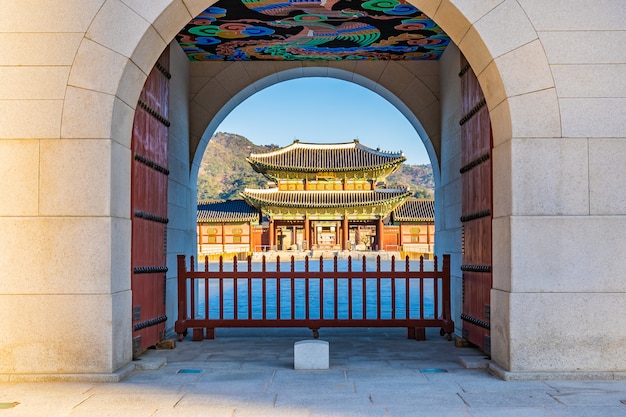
[1, 328, 626, 416]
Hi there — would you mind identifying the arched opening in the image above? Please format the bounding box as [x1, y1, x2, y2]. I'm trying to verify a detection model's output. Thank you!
[195, 76, 436, 258]
[110, 0, 512, 373]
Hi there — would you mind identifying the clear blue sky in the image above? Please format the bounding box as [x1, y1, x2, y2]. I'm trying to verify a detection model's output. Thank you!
[215, 78, 431, 165]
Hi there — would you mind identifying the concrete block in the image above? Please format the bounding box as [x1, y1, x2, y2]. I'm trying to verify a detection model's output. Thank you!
[294, 340, 329, 370]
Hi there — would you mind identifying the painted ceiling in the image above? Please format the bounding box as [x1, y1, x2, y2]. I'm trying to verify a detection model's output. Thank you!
[176, 0, 450, 61]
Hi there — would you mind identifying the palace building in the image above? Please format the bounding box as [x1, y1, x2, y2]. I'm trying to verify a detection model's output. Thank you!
[197, 140, 435, 256]
[243, 140, 411, 251]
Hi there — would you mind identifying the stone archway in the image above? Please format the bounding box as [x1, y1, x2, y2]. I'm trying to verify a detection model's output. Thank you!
[7, 0, 625, 380]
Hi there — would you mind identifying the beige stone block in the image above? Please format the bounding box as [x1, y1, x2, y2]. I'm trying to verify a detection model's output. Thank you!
[0, 140, 39, 216]
[510, 216, 626, 293]
[446, 0, 505, 24]
[508, 88, 561, 138]
[39, 139, 111, 216]
[352, 73, 379, 93]
[0, 0, 103, 32]
[511, 138, 589, 215]
[397, 60, 439, 77]
[519, 0, 625, 31]
[0, 293, 122, 374]
[190, 61, 232, 81]
[301, 65, 330, 78]
[0, 217, 114, 294]
[170, 40, 191, 90]
[0, 67, 69, 100]
[111, 97, 135, 148]
[440, 145, 460, 184]
[111, 217, 132, 295]
[154, 1, 195, 42]
[120, 0, 173, 22]
[328, 60, 359, 77]
[243, 61, 282, 87]
[476, 60, 506, 108]
[275, 64, 304, 82]
[117, 59, 147, 109]
[560, 98, 626, 138]
[112, 290, 133, 370]
[111, 141, 131, 219]
[61, 86, 115, 139]
[503, 292, 626, 372]
[193, 79, 230, 120]
[183, 0, 215, 18]
[86, 0, 150, 58]
[439, 42, 461, 122]
[189, 132, 204, 161]
[377, 62, 415, 97]
[552, 64, 626, 98]
[490, 289, 511, 370]
[0, 33, 83, 66]
[589, 138, 626, 215]
[489, 99, 512, 148]
[442, 170, 461, 206]
[0, 100, 62, 139]
[189, 102, 212, 140]
[69, 38, 130, 96]
[325, 67, 348, 82]
[433, 0, 471, 43]
[399, 78, 437, 115]
[492, 217, 511, 293]
[539, 31, 626, 65]
[470, 0, 538, 62]
[410, 0, 442, 19]
[441, 193, 461, 229]
[214, 62, 254, 96]
[492, 138, 511, 218]
[417, 101, 441, 138]
[353, 61, 387, 83]
[485, 39, 554, 104]
[457, 25, 492, 76]
[420, 75, 440, 97]
[131, 25, 169, 76]
[427, 132, 441, 164]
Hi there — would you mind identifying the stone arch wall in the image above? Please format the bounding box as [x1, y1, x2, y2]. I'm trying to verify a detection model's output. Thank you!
[1, 0, 625, 378]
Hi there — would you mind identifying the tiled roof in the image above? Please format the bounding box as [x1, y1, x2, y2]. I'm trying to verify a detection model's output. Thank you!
[197, 199, 259, 223]
[392, 198, 434, 221]
[246, 140, 405, 173]
[240, 188, 412, 208]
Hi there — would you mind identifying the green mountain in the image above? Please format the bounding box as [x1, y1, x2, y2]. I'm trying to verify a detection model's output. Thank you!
[197, 132, 434, 200]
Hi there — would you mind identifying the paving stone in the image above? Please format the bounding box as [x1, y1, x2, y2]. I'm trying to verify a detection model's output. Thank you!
[5, 328, 626, 417]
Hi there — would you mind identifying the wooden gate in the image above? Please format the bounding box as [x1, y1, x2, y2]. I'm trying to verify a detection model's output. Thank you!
[131, 47, 171, 354]
[459, 55, 493, 353]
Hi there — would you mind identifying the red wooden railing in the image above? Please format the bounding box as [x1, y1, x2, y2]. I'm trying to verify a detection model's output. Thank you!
[175, 254, 454, 341]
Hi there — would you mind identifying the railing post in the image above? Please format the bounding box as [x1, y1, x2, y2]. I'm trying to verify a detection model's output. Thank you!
[440, 254, 454, 340]
[175, 254, 188, 341]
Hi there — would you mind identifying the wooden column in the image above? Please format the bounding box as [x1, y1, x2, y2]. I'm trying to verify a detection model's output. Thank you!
[304, 215, 310, 250]
[342, 216, 349, 250]
[221, 223, 226, 253]
[376, 217, 384, 251]
[269, 219, 275, 250]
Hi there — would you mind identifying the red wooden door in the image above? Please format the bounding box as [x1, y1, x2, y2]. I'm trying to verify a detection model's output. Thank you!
[131, 47, 170, 354]
[459, 55, 493, 353]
